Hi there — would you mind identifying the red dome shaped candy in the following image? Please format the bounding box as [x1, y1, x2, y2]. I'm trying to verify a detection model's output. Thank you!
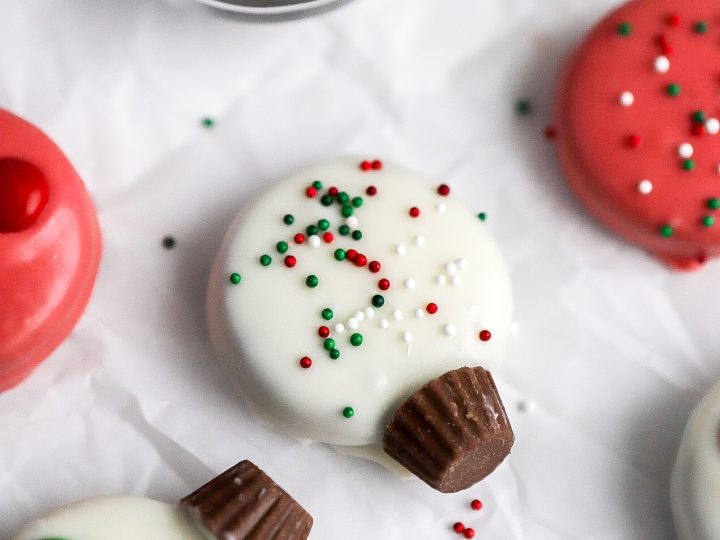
[0, 109, 101, 391]
[554, 0, 720, 270]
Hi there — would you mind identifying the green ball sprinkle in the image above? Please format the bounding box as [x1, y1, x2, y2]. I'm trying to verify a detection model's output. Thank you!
[371, 294, 385, 308]
[318, 219, 330, 231]
[350, 333, 363, 347]
[478, 212, 487, 221]
[352, 196, 363, 208]
[516, 99, 532, 115]
[707, 198, 720, 210]
[229, 273, 241, 285]
[703, 215, 715, 227]
[329, 348, 341, 360]
[617, 22, 632, 36]
[323, 338, 336, 351]
[660, 224, 674, 237]
[201, 117, 215, 128]
[694, 20, 709, 34]
[352, 230, 363, 241]
[306, 224, 319, 236]
[322, 308, 334, 320]
[692, 110, 706, 124]
[321, 194, 334, 206]
[283, 214, 295, 225]
[343, 406, 355, 418]
[339, 224, 350, 236]
[260, 254, 272, 266]
[683, 159, 695, 171]
[276, 241, 289, 254]
[312, 180, 323, 190]
[334, 248, 347, 261]
[337, 192, 350, 204]
[341, 204, 354, 218]
[667, 83, 681, 97]
[306, 274, 319, 288]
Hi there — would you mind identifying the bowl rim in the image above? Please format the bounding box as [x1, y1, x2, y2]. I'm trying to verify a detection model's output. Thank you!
[192, 0, 344, 14]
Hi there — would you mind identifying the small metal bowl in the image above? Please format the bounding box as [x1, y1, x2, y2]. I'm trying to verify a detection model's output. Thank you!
[191, 0, 352, 19]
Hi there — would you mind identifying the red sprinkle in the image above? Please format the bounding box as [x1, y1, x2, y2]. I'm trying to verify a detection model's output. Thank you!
[299, 357, 312, 369]
[662, 43, 673, 55]
[544, 126, 557, 140]
[366, 185, 378, 196]
[463, 528, 475, 539]
[294, 233, 305, 244]
[368, 260, 381, 273]
[471, 499, 483, 510]
[328, 187, 339, 196]
[479, 330, 492, 342]
[360, 160, 372, 171]
[371, 159, 383, 170]
[626, 134, 642, 148]
[318, 326, 330, 338]
[378, 278, 390, 291]
[284, 255, 297, 268]
[323, 232, 334, 243]
[692, 123, 706, 137]
[437, 184, 450, 196]
[667, 13, 680, 27]
[306, 186, 318, 198]
[426, 302, 438, 314]
[453, 522, 465, 533]
[409, 207, 421, 218]
[346, 249, 358, 261]
[353, 254, 368, 267]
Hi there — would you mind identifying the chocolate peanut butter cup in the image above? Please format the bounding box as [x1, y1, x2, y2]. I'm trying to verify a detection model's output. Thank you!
[181, 460, 313, 540]
[383, 366, 514, 493]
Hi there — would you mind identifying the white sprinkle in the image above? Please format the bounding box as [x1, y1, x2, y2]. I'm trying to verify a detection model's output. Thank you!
[395, 244, 406, 256]
[415, 308, 425, 318]
[436, 202, 447, 214]
[402, 331, 413, 343]
[678, 142, 694, 159]
[654, 55, 670, 73]
[445, 262, 458, 276]
[435, 274, 447, 286]
[637, 179, 653, 195]
[348, 318, 359, 330]
[392, 309, 403, 321]
[334, 323, 346, 334]
[364, 307, 375, 319]
[619, 91, 634, 107]
[443, 324, 457, 336]
[414, 235, 426, 247]
[308, 235, 321, 248]
[354, 310, 365, 321]
[707, 118, 720, 135]
[346, 216, 359, 229]
[404, 278, 416, 289]
[380, 319, 390, 329]
[450, 276, 461, 286]
[456, 257, 468, 270]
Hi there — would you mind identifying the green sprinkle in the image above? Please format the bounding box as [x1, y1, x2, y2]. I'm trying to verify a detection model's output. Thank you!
[667, 83, 681, 97]
[334, 248, 347, 261]
[283, 214, 295, 225]
[683, 159, 695, 171]
[312, 180, 323, 190]
[515, 99, 532, 115]
[342, 406, 355, 418]
[306, 274, 319, 288]
[694, 20, 709, 34]
[703, 215, 715, 227]
[201, 117, 215, 128]
[306, 224, 319, 236]
[707, 198, 720, 210]
[276, 241, 289, 254]
[229, 273, 241, 285]
[352, 230, 363, 241]
[478, 212, 487, 221]
[318, 219, 330, 231]
[321, 194, 334, 206]
[323, 338, 336, 350]
[339, 224, 350, 236]
[617, 22, 632, 36]
[329, 349, 341, 360]
[352, 196, 363, 208]
[692, 110, 706, 124]
[350, 333, 363, 347]
[371, 294, 385, 308]
[260, 254, 272, 266]
[341, 204, 354, 218]
[660, 224, 674, 237]
[337, 192, 350, 204]
[162, 236, 176, 250]
[322, 308, 334, 320]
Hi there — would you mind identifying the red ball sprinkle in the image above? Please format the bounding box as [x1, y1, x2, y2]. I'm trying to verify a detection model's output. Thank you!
[409, 207, 421, 218]
[667, 13, 680, 27]
[426, 302, 438, 314]
[284, 255, 297, 268]
[453, 522, 465, 533]
[662, 43, 673, 55]
[371, 159, 383, 170]
[368, 260, 381, 273]
[378, 278, 390, 290]
[346, 249, 358, 260]
[626, 134, 642, 148]
[360, 160, 372, 171]
[299, 357, 312, 369]
[437, 184, 450, 196]
[655, 33, 669, 47]
[366, 185, 378, 196]
[479, 330, 492, 342]
[323, 232, 334, 243]
[318, 326, 330, 338]
[328, 187, 339, 196]
[471, 499, 483, 510]
[692, 123, 706, 137]
[294, 233, 306, 244]
[544, 126, 557, 140]
[306, 186, 318, 198]
[463, 528, 475, 539]
[353, 254, 368, 267]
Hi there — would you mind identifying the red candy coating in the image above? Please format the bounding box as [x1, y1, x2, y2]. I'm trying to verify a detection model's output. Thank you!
[426, 302, 438, 314]
[0, 159, 49, 232]
[378, 278, 390, 291]
[368, 260, 381, 273]
[366, 185, 377, 196]
[318, 326, 330, 338]
[299, 357, 312, 369]
[284, 255, 297, 268]
[453, 522, 465, 533]
[463, 528, 475, 539]
[471, 499, 483, 510]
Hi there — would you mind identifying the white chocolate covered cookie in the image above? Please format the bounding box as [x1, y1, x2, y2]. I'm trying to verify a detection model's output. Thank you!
[207, 157, 513, 447]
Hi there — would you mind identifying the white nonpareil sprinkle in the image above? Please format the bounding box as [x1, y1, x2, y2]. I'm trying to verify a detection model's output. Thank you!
[414, 235, 426, 247]
[395, 244, 406, 256]
[450, 276, 461, 286]
[308, 235, 321, 248]
[347, 318, 359, 330]
[435, 274, 447, 286]
[456, 257, 468, 270]
[678, 142, 694, 159]
[334, 323, 346, 334]
[380, 319, 390, 329]
[354, 310, 365, 321]
[404, 278, 416, 289]
[443, 324, 457, 336]
[392, 309, 403, 321]
[706, 118, 720, 135]
[445, 262, 458, 276]
[637, 179, 653, 195]
[346, 216, 359, 229]
[364, 307, 375, 319]
[619, 91, 634, 107]
[415, 308, 425, 318]
[654, 55, 670, 73]
[436, 202, 447, 214]
[402, 331, 413, 343]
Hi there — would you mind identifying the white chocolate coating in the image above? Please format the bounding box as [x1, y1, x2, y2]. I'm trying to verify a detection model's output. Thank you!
[13, 496, 205, 540]
[207, 158, 513, 446]
[672, 381, 720, 540]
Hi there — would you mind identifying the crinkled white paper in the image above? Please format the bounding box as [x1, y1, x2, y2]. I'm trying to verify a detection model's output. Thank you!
[2, 0, 720, 538]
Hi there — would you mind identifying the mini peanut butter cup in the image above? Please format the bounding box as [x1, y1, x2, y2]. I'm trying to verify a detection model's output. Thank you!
[383, 366, 514, 493]
[180, 460, 313, 540]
